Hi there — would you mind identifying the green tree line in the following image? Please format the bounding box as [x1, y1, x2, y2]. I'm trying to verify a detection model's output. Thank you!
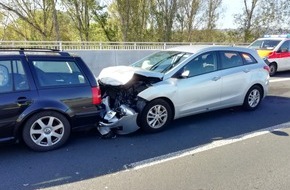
[0, 0, 289, 43]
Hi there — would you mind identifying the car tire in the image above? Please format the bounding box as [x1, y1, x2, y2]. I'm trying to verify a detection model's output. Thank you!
[269, 63, 277, 76]
[22, 111, 71, 151]
[138, 99, 173, 133]
[243, 85, 262, 111]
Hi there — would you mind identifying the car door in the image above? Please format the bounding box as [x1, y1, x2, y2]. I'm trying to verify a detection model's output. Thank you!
[27, 56, 100, 127]
[276, 40, 290, 71]
[174, 51, 222, 117]
[218, 51, 252, 107]
[0, 57, 36, 139]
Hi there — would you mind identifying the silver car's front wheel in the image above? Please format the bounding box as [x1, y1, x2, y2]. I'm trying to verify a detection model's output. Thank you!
[243, 85, 262, 110]
[138, 99, 173, 133]
[23, 111, 71, 151]
[146, 104, 168, 129]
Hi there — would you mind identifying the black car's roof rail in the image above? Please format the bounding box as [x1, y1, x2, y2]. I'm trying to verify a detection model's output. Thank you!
[0, 47, 70, 56]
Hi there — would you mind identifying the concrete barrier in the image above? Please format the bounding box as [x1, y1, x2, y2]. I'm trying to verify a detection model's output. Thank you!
[69, 50, 158, 76]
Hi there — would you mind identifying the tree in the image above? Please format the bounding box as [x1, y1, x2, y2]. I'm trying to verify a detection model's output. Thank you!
[0, 0, 59, 40]
[111, 0, 150, 41]
[0, 11, 5, 40]
[62, 0, 96, 41]
[238, 0, 259, 42]
[150, 0, 178, 42]
[175, 0, 201, 41]
[234, 0, 290, 43]
[92, 4, 117, 41]
[261, 0, 290, 33]
[204, 0, 222, 30]
[52, 0, 61, 41]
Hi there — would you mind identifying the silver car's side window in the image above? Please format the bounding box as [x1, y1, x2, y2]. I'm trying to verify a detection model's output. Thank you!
[220, 52, 243, 69]
[184, 52, 217, 77]
[241, 53, 257, 65]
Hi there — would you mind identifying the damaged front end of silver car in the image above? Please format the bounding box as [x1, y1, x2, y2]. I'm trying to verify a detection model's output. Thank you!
[97, 66, 162, 137]
[97, 96, 140, 136]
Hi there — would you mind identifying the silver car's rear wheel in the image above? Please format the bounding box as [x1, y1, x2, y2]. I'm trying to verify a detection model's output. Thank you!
[138, 99, 173, 133]
[243, 85, 262, 110]
[23, 111, 71, 151]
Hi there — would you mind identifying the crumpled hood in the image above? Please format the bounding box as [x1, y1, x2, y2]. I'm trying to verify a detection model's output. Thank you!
[98, 65, 163, 86]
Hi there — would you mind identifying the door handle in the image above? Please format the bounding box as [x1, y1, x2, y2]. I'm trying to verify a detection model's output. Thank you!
[17, 97, 30, 105]
[243, 69, 250, 73]
[212, 76, 221, 81]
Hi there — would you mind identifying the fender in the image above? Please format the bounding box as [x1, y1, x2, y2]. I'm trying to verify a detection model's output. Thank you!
[13, 99, 71, 137]
[137, 79, 178, 102]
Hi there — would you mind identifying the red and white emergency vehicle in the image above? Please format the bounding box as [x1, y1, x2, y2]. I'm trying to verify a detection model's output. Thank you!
[249, 34, 290, 76]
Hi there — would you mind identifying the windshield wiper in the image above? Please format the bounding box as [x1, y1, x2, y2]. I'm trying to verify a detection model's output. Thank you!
[160, 53, 187, 73]
[149, 53, 182, 72]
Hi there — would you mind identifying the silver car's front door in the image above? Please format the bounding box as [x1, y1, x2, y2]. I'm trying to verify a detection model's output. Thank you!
[174, 52, 222, 118]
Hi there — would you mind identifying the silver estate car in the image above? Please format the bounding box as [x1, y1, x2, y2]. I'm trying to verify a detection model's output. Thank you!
[97, 45, 270, 135]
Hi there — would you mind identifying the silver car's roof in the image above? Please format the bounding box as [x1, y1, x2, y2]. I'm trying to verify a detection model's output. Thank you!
[167, 45, 257, 55]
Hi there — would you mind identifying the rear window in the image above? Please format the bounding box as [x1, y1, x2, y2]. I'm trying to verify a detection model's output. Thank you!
[33, 61, 87, 87]
[241, 53, 257, 64]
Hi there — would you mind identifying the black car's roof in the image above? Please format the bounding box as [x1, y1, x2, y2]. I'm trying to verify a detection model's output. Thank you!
[0, 48, 71, 57]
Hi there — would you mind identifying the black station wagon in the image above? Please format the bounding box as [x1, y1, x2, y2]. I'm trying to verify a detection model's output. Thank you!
[0, 48, 102, 151]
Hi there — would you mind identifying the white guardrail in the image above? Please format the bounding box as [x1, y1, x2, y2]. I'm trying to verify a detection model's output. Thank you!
[0, 41, 250, 50]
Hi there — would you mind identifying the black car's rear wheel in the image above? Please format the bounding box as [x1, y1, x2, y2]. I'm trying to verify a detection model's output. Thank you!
[22, 111, 71, 151]
[138, 99, 173, 133]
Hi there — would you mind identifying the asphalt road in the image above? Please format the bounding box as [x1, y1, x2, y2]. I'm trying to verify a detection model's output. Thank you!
[1, 71, 290, 190]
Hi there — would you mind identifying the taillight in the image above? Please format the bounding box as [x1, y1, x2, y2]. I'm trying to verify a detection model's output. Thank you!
[92, 87, 102, 105]
[263, 65, 270, 73]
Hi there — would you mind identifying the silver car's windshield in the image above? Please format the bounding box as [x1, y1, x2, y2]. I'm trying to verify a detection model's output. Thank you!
[249, 39, 281, 50]
[131, 51, 192, 73]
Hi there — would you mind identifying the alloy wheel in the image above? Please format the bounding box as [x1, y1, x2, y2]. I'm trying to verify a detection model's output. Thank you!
[248, 89, 260, 108]
[146, 105, 168, 129]
[30, 116, 65, 147]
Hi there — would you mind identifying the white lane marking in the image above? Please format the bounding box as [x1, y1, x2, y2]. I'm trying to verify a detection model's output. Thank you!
[270, 78, 290, 83]
[124, 122, 290, 170]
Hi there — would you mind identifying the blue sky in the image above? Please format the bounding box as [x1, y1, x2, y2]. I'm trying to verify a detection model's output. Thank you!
[217, 0, 244, 29]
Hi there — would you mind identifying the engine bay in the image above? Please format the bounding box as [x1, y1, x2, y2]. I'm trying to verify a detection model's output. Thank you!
[97, 73, 161, 135]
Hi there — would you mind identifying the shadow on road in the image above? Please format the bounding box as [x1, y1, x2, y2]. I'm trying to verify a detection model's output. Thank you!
[270, 71, 290, 78]
[1, 95, 290, 190]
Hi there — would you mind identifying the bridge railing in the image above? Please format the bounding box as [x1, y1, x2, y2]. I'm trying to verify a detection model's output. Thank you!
[0, 41, 250, 50]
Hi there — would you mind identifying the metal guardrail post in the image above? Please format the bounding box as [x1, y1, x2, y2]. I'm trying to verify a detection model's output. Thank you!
[58, 41, 62, 51]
